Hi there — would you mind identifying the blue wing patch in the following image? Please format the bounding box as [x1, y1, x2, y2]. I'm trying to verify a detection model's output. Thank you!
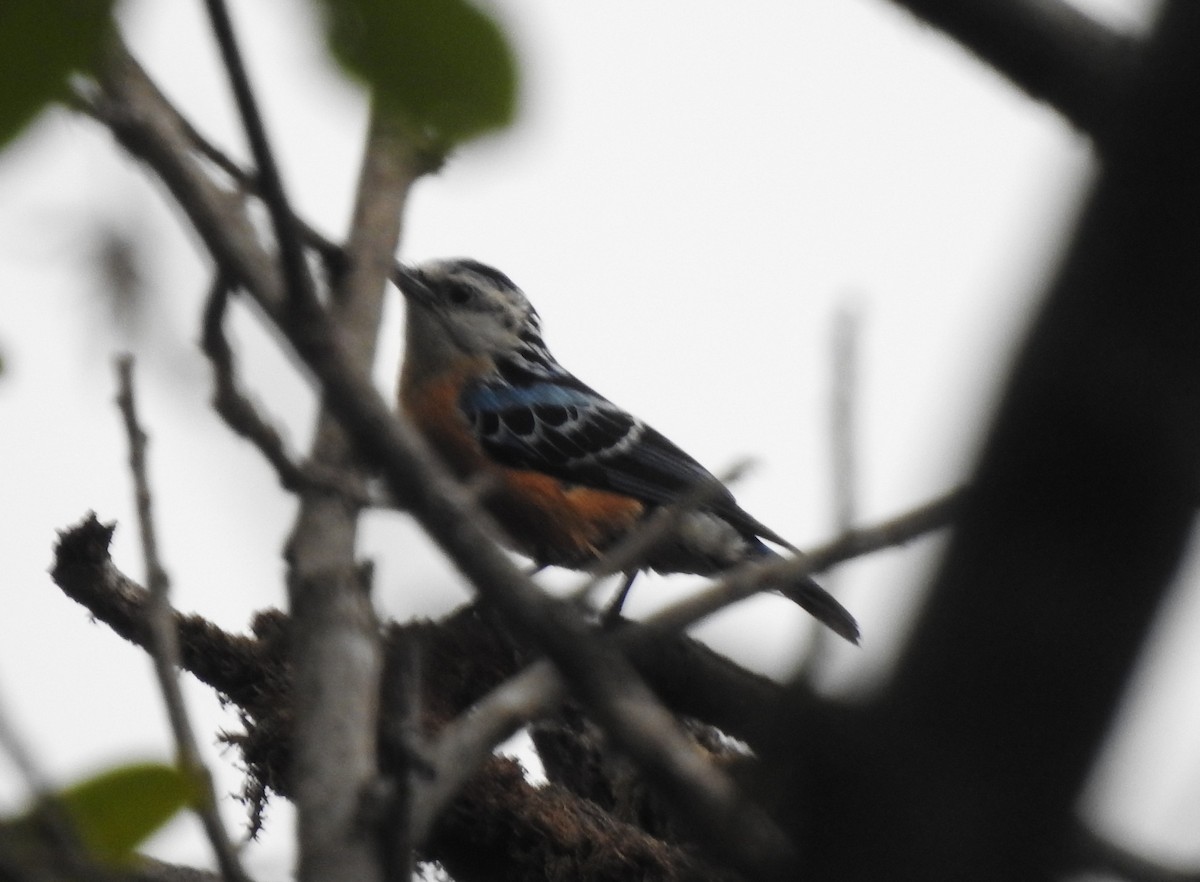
[461, 380, 641, 470]
[459, 375, 793, 548]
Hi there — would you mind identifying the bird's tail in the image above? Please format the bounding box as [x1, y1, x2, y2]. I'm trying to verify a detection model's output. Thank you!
[776, 574, 860, 644]
[745, 539, 858, 642]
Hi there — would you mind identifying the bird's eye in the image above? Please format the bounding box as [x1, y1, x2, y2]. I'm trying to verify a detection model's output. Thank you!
[447, 285, 473, 305]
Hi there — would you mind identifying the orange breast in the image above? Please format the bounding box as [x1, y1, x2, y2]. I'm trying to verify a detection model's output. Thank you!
[400, 366, 645, 568]
[400, 360, 492, 479]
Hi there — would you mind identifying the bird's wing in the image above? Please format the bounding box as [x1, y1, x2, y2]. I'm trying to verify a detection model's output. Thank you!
[460, 375, 793, 547]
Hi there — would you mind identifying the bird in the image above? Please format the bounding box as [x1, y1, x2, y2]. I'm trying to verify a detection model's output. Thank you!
[392, 258, 859, 643]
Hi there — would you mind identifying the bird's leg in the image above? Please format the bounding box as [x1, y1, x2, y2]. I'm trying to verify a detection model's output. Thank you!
[601, 571, 639, 628]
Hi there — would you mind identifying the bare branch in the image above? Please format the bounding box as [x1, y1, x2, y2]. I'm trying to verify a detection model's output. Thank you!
[49, 523, 749, 880]
[572, 459, 754, 605]
[114, 357, 251, 882]
[50, 516, 266, 700]
[648, 487, 962, 636]
[431, 756, 740, 882]
[800, 299, 866, 671]
[189, 9, 430, 880]
[200, 276, 370, 504]
[885, 0, 1141, 139]
[409, 660, 560, 846]
[830, 302, 861, 534]
[87, 42, 285, 310]
[201, 0, 313, 309]
[115, 357, 170, 601]
[150, 118, 348, 273]
[199, 275, 312, 488]
[797, 5, 1200, 877]
[278, 104, 427, 882]
[47, 479, 955, 819]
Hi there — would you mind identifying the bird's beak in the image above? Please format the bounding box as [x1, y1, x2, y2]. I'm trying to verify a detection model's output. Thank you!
[392, 265, 435, 307]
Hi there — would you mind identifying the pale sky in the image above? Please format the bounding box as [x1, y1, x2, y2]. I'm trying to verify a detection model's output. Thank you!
[2, 0, 1191, 877]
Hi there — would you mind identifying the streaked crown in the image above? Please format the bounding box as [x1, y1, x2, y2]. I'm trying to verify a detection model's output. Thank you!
[395, 258, 559, 377]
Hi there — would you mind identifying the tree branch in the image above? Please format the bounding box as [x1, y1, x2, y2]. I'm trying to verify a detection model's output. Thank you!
[573, 459, 753, 602]
[49, 519, 748, 881]
[429, 756, 741, 882]
[884, 0, 1141, 139]
[200, 9, 391, 875]
[798, 4, 1200, 879]
[830, 302, 861, 535]
[279, 105, 425, 882]
[201, 0, 313, 308]
[199, 276, 369, 504]
[645, 487, 962, 636]
[86, 41, 285, 311]
[114, 358, 251, 882]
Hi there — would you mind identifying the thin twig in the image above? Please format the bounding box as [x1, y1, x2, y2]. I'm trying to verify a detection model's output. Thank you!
[199, 275, 370, 505]
[830, 301, 861, 534]
[571, 460, 754, 605]
[409, 661, 560, 846]
[649, 487, 963, 636]
[166, 122, 346, 272]
[116, 359, 170, 601]
[114, 357, 251, 882]
[802, 299, 863, 670]
[201, 0, 314, 308]
[145, 104, 346, 272]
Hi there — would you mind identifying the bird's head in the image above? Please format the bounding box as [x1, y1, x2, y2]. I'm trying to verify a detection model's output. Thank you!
[394, 259, 552, 374]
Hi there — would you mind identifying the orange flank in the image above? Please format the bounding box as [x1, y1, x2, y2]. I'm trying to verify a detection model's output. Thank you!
[400, 363, 646, 568]
[488, 469, 644, 568]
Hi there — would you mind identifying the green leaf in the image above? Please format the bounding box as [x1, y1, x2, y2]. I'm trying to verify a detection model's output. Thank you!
[321, 0, 518, 147]
[57, 762, 196, 864]
[0, 0, 116, 149]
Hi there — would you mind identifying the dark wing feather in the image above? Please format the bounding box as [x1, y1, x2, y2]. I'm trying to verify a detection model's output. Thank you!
[460, 376, 793, 547]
